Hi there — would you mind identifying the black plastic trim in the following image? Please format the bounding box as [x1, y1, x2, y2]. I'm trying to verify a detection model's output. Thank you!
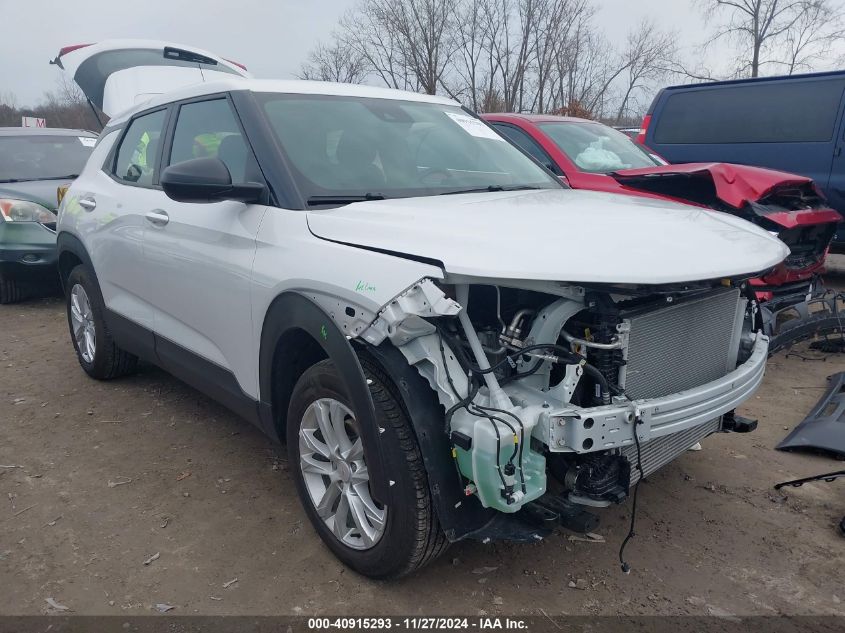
[159, 93, 266, 189]
[259, 292, 388, 501]
[312, 235, 446, 270]
[155, 335, 261, 426]
[102, 306, 156, 363]
[365, 342, 496, 542]
[103, 104, 173, 190]
[230, 90, 305, 209]
[101, 307, 260, 427]
[56, 232, 95, 293]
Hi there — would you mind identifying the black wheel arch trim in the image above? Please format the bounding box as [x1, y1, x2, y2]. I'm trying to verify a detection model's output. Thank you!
[56, 232, 96, 293]
[259, 291, 388, 502]
[363, 341, 496, 542]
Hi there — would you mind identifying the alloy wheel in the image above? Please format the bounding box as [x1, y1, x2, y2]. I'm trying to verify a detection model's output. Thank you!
[70, 283, 96, 363]
[298, 398, 387, 550]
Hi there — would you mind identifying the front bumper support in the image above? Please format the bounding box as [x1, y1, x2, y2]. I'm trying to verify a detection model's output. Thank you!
[544, 332, 769, 453]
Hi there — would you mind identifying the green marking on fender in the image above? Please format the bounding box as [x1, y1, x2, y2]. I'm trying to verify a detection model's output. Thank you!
[320, 325, 328, 340]
[355, 280, 376, 293]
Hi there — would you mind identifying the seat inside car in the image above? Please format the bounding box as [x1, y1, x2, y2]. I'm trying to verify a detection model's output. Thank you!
[335, 128, 386, 189]
[217, 134, 247, 183]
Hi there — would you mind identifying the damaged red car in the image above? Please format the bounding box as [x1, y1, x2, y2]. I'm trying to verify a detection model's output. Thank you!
[484, 113, 842, 310]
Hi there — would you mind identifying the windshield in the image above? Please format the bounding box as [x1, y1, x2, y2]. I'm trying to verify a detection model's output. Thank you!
[0, 135, 95, 182]
[259, 94, 559, 203]
[538, 122, 661, 173]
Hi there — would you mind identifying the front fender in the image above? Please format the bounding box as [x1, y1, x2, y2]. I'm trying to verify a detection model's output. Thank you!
[364, 342, 496, 542]
[258, 291, 388, 502]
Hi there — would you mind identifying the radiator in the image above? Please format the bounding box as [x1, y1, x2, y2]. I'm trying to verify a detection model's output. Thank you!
[619, 288, 745, 401]
[621, 417, 721, 485]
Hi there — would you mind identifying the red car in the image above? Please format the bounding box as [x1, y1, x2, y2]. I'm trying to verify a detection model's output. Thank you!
[483, 113, 842, 308]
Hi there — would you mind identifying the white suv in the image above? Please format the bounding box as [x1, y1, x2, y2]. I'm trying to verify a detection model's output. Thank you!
[56, 41, 787, 578]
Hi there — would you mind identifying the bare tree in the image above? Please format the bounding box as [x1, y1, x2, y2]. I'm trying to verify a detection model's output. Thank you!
[338, 0, 456, 95]
[614, 20, 677, 121]
[0, 77, 102, 130]
[698, 0, 840, 77]
[383, 0, 457, 95]
[301, 0, 843, 122]
[0, 91, 19, 110]
[558, 28, 629, 118]
[0, 92, 20, 127]
[56, 74, 87, 106]
[783, 0, 845, 74]
[339, 5, 417, 90]
[484, 0, 542, 112]
[662, 55, 722, 83]
[532, 0, 592, 113]
[298, 40, 368, 83]
[446, 0, 486, 108]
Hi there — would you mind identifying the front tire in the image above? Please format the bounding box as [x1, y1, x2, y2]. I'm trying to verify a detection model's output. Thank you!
[287, 358, 448, 578]
[66, 265, 138, 379]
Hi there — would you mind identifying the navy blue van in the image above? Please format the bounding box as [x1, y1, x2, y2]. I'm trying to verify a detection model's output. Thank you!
[639, 70, 845, 248]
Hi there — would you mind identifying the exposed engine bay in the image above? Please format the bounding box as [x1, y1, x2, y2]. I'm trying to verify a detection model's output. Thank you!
[362, 275, 766, 517]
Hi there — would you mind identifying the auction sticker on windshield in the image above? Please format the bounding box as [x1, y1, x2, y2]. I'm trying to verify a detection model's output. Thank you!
[445, 112, 504, 141]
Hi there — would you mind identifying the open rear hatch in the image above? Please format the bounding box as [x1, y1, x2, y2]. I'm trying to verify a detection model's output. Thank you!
[51, 39, 251, 118]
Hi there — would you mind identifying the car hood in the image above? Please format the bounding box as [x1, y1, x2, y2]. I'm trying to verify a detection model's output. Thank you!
[0, 182, 62, 211]
[612, 162, 813, 207]
[306, 188, 789, 284]
[610, 162, 843, 229]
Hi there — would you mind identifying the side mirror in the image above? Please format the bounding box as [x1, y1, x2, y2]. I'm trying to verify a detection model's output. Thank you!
[160, 157, 265, 204]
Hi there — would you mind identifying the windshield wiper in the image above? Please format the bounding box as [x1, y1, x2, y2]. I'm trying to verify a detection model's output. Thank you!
[0, 175, 79, 183]
[306, 193, 386, 206]
[440, 184, 544, 196]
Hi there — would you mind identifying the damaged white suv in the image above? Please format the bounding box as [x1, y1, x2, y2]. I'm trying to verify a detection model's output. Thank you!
[56, 41, 787, 578]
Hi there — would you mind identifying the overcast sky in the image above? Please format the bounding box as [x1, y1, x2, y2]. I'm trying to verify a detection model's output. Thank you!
[0, 0, 838, 107]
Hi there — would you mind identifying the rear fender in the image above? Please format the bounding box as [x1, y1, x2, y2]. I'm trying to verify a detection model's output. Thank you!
[56, 231, 95, 292]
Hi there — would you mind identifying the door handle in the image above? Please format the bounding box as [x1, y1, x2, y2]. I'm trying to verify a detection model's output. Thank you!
[78, 196, 96, 212]
[145, 210, 170, 226]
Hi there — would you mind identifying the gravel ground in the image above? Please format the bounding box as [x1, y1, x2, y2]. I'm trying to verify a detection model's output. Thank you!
[0, 273, 843, 617]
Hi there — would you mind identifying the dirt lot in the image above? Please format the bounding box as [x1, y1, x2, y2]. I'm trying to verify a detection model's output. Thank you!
[1, 273, 844, 618]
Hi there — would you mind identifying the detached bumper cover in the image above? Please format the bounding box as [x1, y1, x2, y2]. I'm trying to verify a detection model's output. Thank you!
[549, 332, 769, 453]
[777, 371, 845, 458]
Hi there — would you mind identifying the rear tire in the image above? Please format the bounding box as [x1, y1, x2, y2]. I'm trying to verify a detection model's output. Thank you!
[287, 358, 448, 578]
[0, 275, 23, 304]
[66, 265, 138, 379]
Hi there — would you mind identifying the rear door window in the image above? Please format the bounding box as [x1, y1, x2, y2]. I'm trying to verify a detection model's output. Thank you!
[653, 78, 845, 144]
[112, 109, 167, 186]
[166, 98, 253, 184]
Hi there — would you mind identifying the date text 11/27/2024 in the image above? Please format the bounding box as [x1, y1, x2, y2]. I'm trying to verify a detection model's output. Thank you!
[308, 617, 529, 630]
